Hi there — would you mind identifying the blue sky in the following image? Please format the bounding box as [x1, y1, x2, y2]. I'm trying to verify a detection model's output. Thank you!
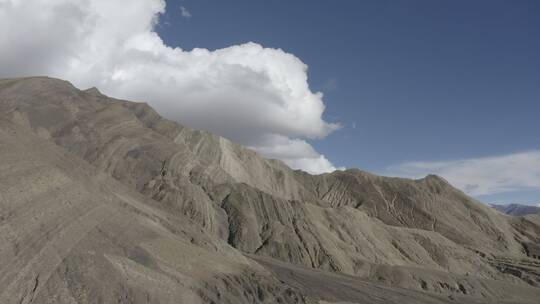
[156, 0, 540, 204]
[1, 0, 538, 205]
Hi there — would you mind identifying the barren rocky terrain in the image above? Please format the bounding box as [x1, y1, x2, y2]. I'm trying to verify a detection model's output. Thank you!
[1, 77, 540, 303]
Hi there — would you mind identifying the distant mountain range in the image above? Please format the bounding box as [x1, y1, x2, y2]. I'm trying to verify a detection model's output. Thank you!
[491, 203, 540, 216]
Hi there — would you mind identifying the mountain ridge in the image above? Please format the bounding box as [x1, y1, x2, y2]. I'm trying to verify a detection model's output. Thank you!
[1, 76, 540, 303]
[491, 203, 540, 216]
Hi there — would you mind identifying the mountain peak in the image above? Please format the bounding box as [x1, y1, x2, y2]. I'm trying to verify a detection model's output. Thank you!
[84, 86, 103, 96]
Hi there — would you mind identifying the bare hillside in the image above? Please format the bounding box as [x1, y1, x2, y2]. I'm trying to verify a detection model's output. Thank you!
[1, 77, 539, 303]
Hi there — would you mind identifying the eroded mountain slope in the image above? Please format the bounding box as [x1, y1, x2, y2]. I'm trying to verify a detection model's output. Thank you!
[0, 117, 312, 304]
[2, 76, 540, 303]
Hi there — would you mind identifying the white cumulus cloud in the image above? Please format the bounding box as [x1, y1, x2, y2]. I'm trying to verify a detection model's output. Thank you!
[0, 0, 340, 174]
[252, 134, 344, 174]
[386, 151, 540, 196]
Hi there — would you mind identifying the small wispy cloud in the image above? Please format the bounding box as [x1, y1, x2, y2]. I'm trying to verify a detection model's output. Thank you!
[180, 6, 191, 18]
[386, 151, 540, 196]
